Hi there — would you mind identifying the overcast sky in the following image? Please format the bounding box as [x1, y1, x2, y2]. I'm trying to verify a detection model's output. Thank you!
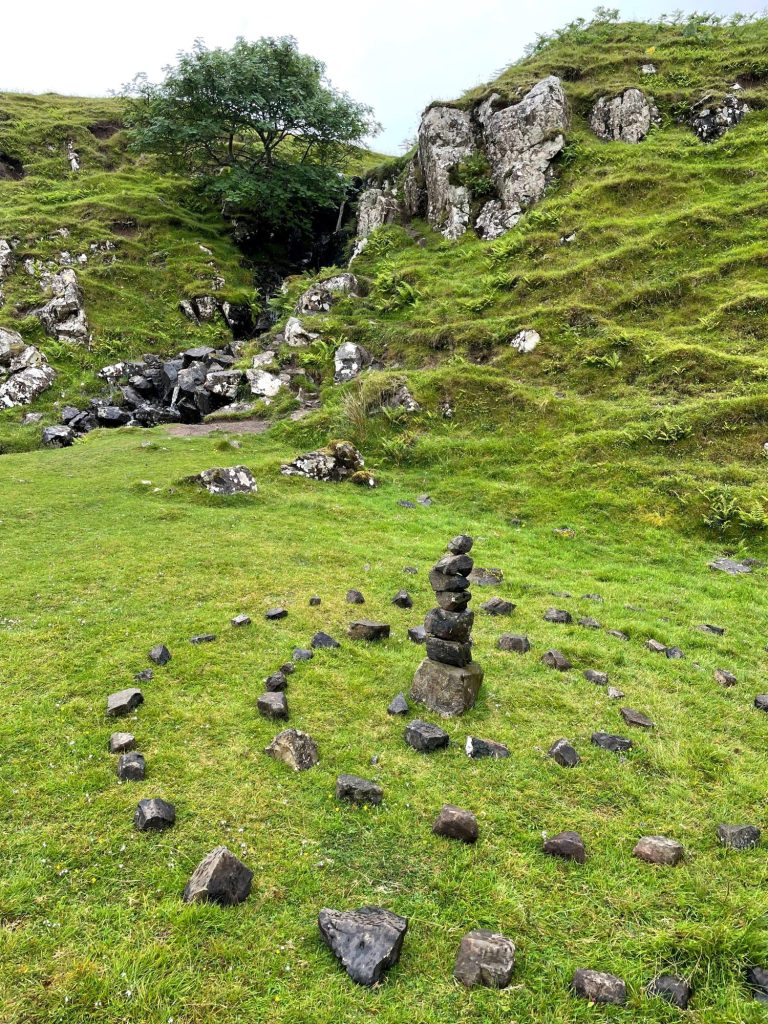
[2, 0, 764, 152]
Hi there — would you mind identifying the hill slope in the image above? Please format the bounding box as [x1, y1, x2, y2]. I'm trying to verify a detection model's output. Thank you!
[2, 16, 768, 1024]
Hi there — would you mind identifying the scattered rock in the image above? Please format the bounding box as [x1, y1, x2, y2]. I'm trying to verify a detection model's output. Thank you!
[544, 830, 586, 863]
[265, 607, 288, 621]
[106, 688, 144, 717]
[544, 608, 572, 624]
[647, 974, 691, 1009]
[572, 969, 627, 1005]
[454, 930, 516, 988]
[134, 669, 153, 683]
[578, 616, 601, 629]
[690, 93, 749, 142]
[292, 647, 314, 661]
[633, 835, 684, 866]
[717, 824, 760, 850]
[42, 424, 74, 447]
[318, 906, 407, 987]
[265, 728, 319, 771]
[498, 633, 531, 653]
[584, 669, 608, 685]
[709, 557, 753, 575]
[404, 719, 449, 753]
[312, 631, 340, 649]
[189, 465, 257, 495]
[481, 597, 514, 615]
[408, 625, 427, 644]
[746, 966, 768, 1002]
[336, 774, 383, 805]
[108, 732, 135, 753]
[117, 752, 146, 781]
[36, 268, 89, 343]
[134, 797, 175, 831]
[309, 596, 322, 606]
[281, 440, 364, 483]
[348, 620, 390, 641]
[190, 633, 216, 644]
[346, 589, 365, 604]
[465, 736, 510, 759]
[334, 342, 370, 384]
[665, 646, 684, 659]
[284, 316, 319, 347]
[548, 738, 579, 767]
[296, 274, 359, 315]
[755, 694, 768, 712]
[714, 668, 737, 687]
[591, 731, 632, 753]
[645, 639, 666, 654]
[387, 693, 409, 715]
[148, 644, 171, 666]
[231, 613, 251, 627]
[469, 566, 503, 586]
[510, 329, 540, 353]
[620, 707, 655, 729]
[257, 692, 289, 720]
[182, 846, 253, 905]
[607, 629, 629, 641]
[541, 649, 572, 671]
[432, 804, 478, 843]
[697, 623, 725, 635]
[392, 589, 413, 609]
[607, 686, 625, 699]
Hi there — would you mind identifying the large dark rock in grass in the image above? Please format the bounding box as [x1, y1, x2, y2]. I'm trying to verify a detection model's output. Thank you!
[347, 620, 390, 641]
[591, 731, 632, 753]
[106, 688, 144, 717]
[336, 774, 383, 805]
[404, 719, 449, 753]
[265, 728, 319, 771]
[481, 597, 514, 615]
[620, 707, 655, 729]
[411, 658, 483, 716]
[572, 968, 627, 1005]
[498, 633, 531, 653]
[182, 846, 253, 905]
[188, 465, 257, 495]
[311, 631, 340, 649]
[318, 906, 407, 986]
[709, 557, 754, 575]
[689, 93, 749, 142]
[281, 440, 364, 482]
[633, 835, 684, 866]
[148, 643, 171, 665]
[117, 752, 145, 781]
[257, 691, 288, 720]
[465, 736, 509, 759]
[454, 930, 516, 988]
[387, 693, 409, 715]
[541, 649, 571, 671]
[108, 732, 135, 753]
[432, 804, 478, 843]
[543, 830, 586, 863]
[717, 824, 760, 850]
[747, 966, 768, 1002]
[134, 797, 175, 831]
[647, 974, 691, 1009]
[548, 738, 579, 767]
[544, 608, 572, 624]
[42, 425, 74, 447]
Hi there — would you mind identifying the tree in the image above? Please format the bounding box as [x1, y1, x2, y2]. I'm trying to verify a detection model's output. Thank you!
[124, 37, 378, 238]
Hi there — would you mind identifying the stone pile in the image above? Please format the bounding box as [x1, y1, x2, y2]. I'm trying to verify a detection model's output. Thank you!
[0, 326, 55, 409]
[410, 536, 484, 716]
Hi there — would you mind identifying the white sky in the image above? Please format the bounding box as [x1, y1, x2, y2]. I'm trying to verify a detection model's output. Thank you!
[1, 0, 764, 152]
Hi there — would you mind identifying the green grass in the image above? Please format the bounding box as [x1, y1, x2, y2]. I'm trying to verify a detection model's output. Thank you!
[1, 426, 767, 1023]
[3, 14, 768, 1022]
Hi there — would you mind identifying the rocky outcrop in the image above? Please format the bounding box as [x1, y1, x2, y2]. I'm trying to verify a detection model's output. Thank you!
[474, 77, 569, 238]
[590, 89, 659, 143]
[284, 316, 318, 347]
[0, 239, 13, 305]
[37, 268, 89, 344]
[418, 105, 475, 239]
[180, 296, 255, 339]
[0, 328, 55, 407]
[280, 440, 364, 482]
[296, 273, 359, 314]
[356, 185, 401, 239]
[334, 342, 370, 384]
[689, 93, 749, 142]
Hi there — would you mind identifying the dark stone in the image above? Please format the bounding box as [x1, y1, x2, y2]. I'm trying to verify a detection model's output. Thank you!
[428, 569, 470, 593]
[42, 425, 75, 447]
[106, 688, 144, 717]
[582, 593, 603, 602]
[408, 625, 427, 644]
[312, 631, 340, 649]
[591, 731, 632, 753]
[425, 637, 472, 667]
[447, 535, 473, 554]
[280, 662, 296, 675]
[747, 966, 768, 1001]
[544, 830, 586, 863]
[454, 930, 515, 989]
[398, 500, 416, 508]
[424, 607, 473, 642]
[148, 644, 171, 666]
[469, 566, 503, 586]
[411, 658, 483, 715]
[572, 969, 627, 1005]
[265, 728, 319, 770]
[697, 623, 725, 635]
[61, 406, 81, 424]
[544, 608, 572, 624]
[309, 595, 322, 606]
[434, 590, 472, 612]
[190, 633, 216, 644]
[183, 846, 253, 905]
[714, 668, 737, 687]
[666, 646, 685, 659]
[548, 738, 579, 767]
[387, 693, 409, 715]
[709, 557, 753, 575]
[96, 405, 131, 427]
[755, 694, 768, 712]
[257, 692, 288, 719]
[403, 566, 418, 574]
[391, 589, 413, 609]
[134, 668, 153, 683]
[717, 824, 760, 849]
[404, 719, 449, 753]
[347, 620, 391, 641]
[265, 607, 288, 621]
[620, 707, 655, 729]
[231, 613, 251, 627]
[481, 597, 515, 615]
[584, 669, 608, 685]
[318, 906, 408, 987]
[432, 804, 478, 843]
[264, 671, 288, 692]
[645, 639, 666, 653]
[433, 552, 474, 577]
[292, 647, 314, 661]
[134, 797, 175, 831]
[541, 649, 572, 671]
[465, 736, 510, 759]
[633, 835, 684, 865]
[498, 633, 530, 653]
[346, 589, 365, 604]
[608, 629, 629, 640]
[108, 732, 135, 753]
[578, 616, 602, 629]
[647, 974, 691, 1009]
[117, 752, 145, 781]
[336, 774, 383, 805]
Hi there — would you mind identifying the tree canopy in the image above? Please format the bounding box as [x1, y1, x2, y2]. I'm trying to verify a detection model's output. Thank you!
[124, 37, 378, 237]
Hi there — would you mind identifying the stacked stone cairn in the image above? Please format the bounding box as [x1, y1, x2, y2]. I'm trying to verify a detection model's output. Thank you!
[410, 536, 484, 716]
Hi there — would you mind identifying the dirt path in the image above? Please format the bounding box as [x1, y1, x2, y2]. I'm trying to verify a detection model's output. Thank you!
[164, 419, 271, 437]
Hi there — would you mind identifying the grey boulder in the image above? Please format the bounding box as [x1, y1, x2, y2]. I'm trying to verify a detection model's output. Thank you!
[134, 797, 175, 831]
[318, 906, 407, 986]
[454, 929, 516, 988]
[182, 846, 253, 905]
[265, 728, 319, 771]
[106, 688, 144, 717]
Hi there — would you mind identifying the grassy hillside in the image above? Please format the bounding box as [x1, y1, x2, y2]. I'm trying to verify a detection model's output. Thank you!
[2, 14, 768, 1024]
